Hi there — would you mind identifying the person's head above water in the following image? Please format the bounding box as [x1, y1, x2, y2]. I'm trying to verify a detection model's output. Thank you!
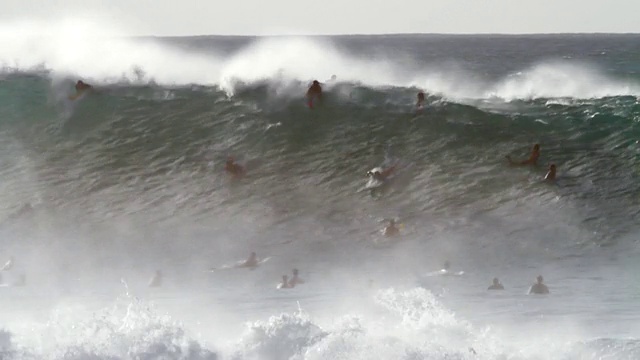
[533, 144, 540, 152]
[313, 80, 319, 85]
[292, 268, 299, 276]
[493, 277, 500, 285]
[443, 261, 451, 270]
[536, 275, 544, 284]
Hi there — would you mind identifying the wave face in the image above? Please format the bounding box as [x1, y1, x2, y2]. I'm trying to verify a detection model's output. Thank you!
[1, 27, 640, 359]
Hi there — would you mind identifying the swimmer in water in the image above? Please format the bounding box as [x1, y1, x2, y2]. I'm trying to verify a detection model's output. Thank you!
[383, 219, 400, 237]
[528, 275, 549, 294]
[306, 80, 322, 108]
[545, 163, 557, 181]
[443, 260, 451, 271]
[367, 164, 398, 182]
[241, 252, 258, 268]
[416, 91, 425, 108]
[225, 157, 245, 177]
[488, 277, 504, 290]
[288, 268, 304, 287]
[279, 275, 293, 289]
[506, 144, 540, 166]
[149, 270, 162, 287]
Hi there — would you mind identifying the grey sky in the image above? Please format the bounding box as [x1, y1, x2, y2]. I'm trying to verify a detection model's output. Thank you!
[3, 0, 639, 36]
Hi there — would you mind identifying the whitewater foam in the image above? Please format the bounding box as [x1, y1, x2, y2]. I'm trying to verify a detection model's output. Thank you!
[3, 21, 640, 101]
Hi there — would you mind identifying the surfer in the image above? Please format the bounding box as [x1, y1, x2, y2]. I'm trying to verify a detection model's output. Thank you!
[225, 157, 245, 177]
[306, 80, 322, 108]
[545, 163, 557, 181]
[278, 275, 293, 289]
[149, 270, 162, 287]
[241, 252, 259, 268]
[75, 80, 92, 92]
[367, 164, 397, 182]
[288, 268, 304, 287]
[443, 260, 451, 271]
[528, 275, 549, 294]
[383, 219, 400, 237]
[488, 277, 504, 290]
[416, 91, 425, 108]
[69, 80, 93, 100]
[506, 144, 540, 166]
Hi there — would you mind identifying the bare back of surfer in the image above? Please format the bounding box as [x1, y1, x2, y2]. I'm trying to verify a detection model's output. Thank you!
[368, 164, 398, 182]
[416, 91, 425, 108]
[383, 219, 400, 237]
[225, 157, 245, 177]
[545, 163, 557, 181]
[75, 80, 92, 95]
[306, 80, 322, 108]
[506, 144, 540, 166]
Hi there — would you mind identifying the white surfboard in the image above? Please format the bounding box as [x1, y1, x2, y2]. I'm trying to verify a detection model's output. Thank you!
[207, 256, 271, 272]
[424, 269, 465, 277]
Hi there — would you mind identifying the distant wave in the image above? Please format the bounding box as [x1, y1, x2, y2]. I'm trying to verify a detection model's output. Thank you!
[1, 20, 639, 100]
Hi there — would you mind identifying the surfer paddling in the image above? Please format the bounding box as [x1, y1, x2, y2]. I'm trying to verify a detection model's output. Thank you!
[225, 157, 245, 177]
[306, 80, 322, 108]
[545, 163, 557, 181]
[506, 143, 540, 166]
[366, 164, 397, 182]
[382, 219, 400, 237]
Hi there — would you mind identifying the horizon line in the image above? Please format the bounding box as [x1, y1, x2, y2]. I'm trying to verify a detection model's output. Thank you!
[138, 31, 640, 38]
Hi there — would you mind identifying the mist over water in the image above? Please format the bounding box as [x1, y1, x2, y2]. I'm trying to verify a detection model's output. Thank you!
[0, 20, 640, 359]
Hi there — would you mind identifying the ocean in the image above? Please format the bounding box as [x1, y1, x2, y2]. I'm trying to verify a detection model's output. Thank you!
[0, 29, 640, 359]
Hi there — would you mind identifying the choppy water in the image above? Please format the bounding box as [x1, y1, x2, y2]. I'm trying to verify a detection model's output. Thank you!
[0, 24, 640, 359]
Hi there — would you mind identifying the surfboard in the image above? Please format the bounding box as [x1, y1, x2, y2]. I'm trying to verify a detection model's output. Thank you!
[424, 269, 465, 277]
[206, 256, 271, 272]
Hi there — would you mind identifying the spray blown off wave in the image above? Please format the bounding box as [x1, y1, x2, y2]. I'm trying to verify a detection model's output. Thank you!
[2, 20, 640, 100]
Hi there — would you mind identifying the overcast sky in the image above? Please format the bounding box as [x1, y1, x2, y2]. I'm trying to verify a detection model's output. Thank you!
[3, 0, 640, 36]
